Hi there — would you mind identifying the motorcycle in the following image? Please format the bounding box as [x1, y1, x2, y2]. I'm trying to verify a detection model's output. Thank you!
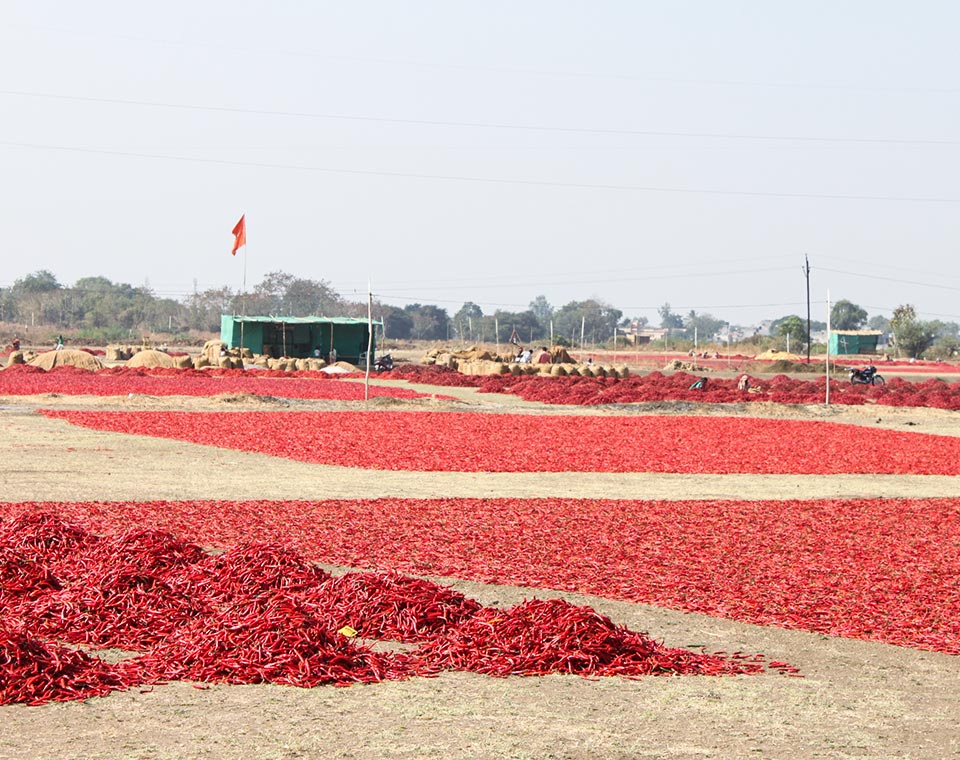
[373, 353, 394, 372]
[849, 365, 885, 386]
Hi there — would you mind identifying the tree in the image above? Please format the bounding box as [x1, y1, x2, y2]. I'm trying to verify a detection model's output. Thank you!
[933, 333, 960, 358]
[404, 304, 449, 340]
[184, 286, 237, 332]
[251, 271, 294, 314]
[62, 277, 154, 331]
[775, 315, 807, 349]
[11, 270, 62, 325]
[283, 277, 341, 316]
[891, 304, 938, 358]
[18, 270, 61, 293]
[553, 300, 622, 345]
[248, 271, 340, 316]
[453, 302, 484, 341]
[0, 287, 15, 324]
[491, 309, 542, 345]
[657, 303, 683, 330]
[867, 314, 891, 332]
[528, 295, 554, 324]
[682, 311, 725, 342]
[830, 299, 867, 330]
[379, 305, 413, 340]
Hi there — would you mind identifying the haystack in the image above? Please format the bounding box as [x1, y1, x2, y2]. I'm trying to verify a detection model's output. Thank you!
[29, 349, 104, 371]
[423, 346, 492, 365]
[456, 359, 509, 376]
[105, 344, 136, 361]
[755, 349, 802, 362]
[202, 340, 227, 361]
[5, 351, 24, 367]
[127, 350, 176, 369]
[664, 359, 702, 372]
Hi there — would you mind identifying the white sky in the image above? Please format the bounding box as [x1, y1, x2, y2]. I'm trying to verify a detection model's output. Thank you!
[2, 1, 959, 326]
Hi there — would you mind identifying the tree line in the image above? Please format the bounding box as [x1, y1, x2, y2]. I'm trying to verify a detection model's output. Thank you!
[1, 270, 956, 357]
[0, 269, 628, 347]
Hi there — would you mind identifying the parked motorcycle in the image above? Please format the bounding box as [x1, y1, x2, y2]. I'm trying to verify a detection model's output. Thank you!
[849, 365, 885, 386]
[374, 353, 394, 372]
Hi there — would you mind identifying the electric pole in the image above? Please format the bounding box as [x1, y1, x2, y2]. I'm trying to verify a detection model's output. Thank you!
[804, 254, 811, 364]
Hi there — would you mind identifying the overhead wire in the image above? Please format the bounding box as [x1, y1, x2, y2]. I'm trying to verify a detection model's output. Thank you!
[3, 141, 959, 204]
[817, 266, 960, 292]
[3, 89, 959, 147]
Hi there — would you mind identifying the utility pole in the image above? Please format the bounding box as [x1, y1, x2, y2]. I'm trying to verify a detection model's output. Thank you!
[804, 254, 811, 364]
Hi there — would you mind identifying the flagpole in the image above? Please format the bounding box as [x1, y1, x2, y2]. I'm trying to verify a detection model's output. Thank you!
[229, 215, 250, 360]
[825, 289, 831, 406]
[240, 251, 246, 360]
[364, 281, 373, 402]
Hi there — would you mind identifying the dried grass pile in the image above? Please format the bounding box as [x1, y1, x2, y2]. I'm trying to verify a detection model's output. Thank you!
[127, 350, 176, 369]
[755, 350, 802, 362]
[28, 350, 104, 371]
[201, 340, 227, 362]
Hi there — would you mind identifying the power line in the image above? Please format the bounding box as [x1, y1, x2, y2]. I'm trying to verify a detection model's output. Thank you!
[4, 89, 960, 147]
[859, 304, 960, 321]
[4, 140, 960, 204]
[361, 255, 801, 289]
[817, 266, 960, 292]
[818, 254, 960, 283]
[371, 266, 798, 293]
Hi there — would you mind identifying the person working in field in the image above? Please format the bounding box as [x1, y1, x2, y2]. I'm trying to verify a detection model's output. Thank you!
[738, 374, 750, 391]
[689, 377, 708, 390]
[537, 347, 551, 364]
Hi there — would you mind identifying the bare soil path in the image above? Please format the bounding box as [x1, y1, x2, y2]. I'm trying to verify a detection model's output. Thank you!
[0, 387, 958, 759]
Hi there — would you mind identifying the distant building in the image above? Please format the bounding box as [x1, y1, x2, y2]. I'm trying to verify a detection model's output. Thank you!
[619, 320, 669, 345]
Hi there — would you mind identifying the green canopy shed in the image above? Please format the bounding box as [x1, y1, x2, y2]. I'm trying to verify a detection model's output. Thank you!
[220, 315, 380, 362]
[829, 330, 882, 356]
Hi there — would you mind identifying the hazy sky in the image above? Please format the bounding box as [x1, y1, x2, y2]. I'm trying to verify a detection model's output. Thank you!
[2, 1, 959, 326]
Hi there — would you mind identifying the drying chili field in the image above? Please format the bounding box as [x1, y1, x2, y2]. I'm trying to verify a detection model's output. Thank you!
[0, 381, 958, 759]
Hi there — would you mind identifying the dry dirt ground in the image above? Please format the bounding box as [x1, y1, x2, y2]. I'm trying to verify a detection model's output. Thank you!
[0, 381, 958, 759]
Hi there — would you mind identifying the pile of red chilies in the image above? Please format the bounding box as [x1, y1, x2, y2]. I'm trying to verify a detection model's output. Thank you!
[0, 514, 786, 705]
[0, 622, 128, 705]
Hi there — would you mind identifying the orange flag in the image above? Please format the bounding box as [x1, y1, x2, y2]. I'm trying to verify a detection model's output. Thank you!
[231, 215, 246, 255]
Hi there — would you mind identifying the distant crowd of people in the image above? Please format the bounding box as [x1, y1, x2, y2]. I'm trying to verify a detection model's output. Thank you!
[515, 346, 552, 364]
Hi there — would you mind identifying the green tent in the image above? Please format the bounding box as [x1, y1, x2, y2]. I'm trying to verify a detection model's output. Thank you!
[829, 330, 882, 356]
[220, 315, 380, 362]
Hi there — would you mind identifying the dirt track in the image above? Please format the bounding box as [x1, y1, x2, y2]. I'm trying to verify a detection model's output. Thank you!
[1, 384, 958, 759]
